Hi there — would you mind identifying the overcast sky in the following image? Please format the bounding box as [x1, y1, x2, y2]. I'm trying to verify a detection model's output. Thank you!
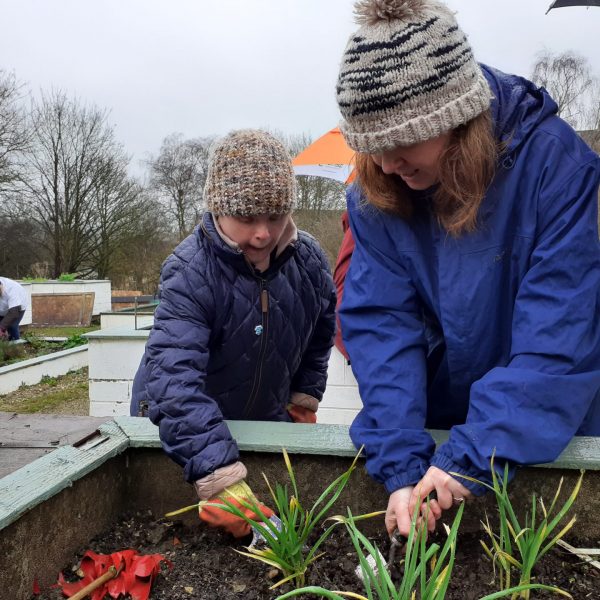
[1, 0, 598, 176]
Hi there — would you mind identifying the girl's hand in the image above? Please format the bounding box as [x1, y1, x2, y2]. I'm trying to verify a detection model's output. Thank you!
[408, 466, 472, 520]
[386, 485, 440, 537]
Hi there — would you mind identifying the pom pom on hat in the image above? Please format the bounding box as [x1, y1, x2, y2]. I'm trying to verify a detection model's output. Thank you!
[337, 0, 492, 153]
[354, 0, 430, 25]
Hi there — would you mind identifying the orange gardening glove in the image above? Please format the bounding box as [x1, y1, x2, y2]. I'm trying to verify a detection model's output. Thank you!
[198, 480, 274, 538]
[287, 403, 317, 424]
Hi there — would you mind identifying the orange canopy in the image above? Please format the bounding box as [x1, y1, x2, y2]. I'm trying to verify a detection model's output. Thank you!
[292, 127, 356, 184]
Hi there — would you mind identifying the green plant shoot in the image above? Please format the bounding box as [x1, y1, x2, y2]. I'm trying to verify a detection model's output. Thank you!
[452, 455, 581, 600]
[166, 447, 378, 590]
[276, 500, 572, 600]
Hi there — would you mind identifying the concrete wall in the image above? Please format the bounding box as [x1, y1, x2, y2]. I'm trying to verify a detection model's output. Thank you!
[19, 280, 112, 315]
[0, 346, 88, 394]
[87, 324, 362, 423]
[18, 282, 32, 326]
[99, 312, 154, 330]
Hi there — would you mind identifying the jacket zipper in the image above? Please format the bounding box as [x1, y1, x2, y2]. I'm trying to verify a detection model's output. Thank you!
[243, 279, 269, 417]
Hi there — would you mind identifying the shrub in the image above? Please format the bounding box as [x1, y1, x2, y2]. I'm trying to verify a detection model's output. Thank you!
[58, 273, 78, 281]
[0, 340, 25, 364]
[62, 334, 88, 349]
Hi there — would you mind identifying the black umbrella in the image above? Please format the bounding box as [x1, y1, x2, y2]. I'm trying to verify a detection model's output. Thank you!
[547, 0, 600, 13]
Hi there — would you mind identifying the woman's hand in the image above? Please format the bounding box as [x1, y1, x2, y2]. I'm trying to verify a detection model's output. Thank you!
[386, 485, 440, 537]
[408, 466, 472, 520]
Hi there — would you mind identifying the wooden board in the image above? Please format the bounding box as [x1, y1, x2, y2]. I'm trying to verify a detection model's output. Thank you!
[31, 292, 95, 326]
[0, 412, 109, 478]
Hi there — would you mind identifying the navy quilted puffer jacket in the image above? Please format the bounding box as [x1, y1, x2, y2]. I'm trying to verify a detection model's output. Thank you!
[131, 212, 336, 483]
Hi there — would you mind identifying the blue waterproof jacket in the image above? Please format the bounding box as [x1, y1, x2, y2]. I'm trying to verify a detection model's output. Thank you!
[341, 65, 600, 495]
[132, 213, 336, 483]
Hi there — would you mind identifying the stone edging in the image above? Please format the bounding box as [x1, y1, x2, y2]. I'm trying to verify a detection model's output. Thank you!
[0, 346, 88, 395]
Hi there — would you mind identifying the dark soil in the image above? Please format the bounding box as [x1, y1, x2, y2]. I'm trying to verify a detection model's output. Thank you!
[33, 511, 600, 600]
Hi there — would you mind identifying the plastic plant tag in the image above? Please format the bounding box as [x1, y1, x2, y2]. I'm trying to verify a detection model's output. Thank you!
[354, 546, 386, 582]
[249, 514, 283, 548]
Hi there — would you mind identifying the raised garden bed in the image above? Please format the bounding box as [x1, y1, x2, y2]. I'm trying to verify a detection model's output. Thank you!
[1, 419, 599, 599]
[0, 339, 88, 395]
[19, 279, 112, 316]
[0, 336, 85, 367]
[31, 509, 600, 599]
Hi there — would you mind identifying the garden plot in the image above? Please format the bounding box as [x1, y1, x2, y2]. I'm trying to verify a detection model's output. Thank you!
[0, 419, 598, 599]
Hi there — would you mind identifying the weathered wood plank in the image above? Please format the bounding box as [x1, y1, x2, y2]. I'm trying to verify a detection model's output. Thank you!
[0, 412, 110, 478]
[0, 420, 127, 530]
[114, 417, 600, 469]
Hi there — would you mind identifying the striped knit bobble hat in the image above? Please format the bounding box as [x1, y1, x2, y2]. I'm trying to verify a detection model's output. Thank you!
[204, 129, 297, 217]
[336, 0, 492, 153]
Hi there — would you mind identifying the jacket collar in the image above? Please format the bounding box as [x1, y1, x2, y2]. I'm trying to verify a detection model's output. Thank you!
[200, 211, 298, 276]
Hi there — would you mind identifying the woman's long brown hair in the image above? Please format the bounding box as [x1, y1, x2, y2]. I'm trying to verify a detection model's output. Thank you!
[354, 110, 500, 236]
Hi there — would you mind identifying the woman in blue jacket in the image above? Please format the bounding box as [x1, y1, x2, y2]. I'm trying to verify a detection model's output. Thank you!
[132, 129, 336, 537]
[335, 0, 600, 537]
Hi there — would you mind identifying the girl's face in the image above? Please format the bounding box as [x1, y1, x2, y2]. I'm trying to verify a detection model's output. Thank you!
[218, 213, 290, 266]
[370, 132, 451, 190]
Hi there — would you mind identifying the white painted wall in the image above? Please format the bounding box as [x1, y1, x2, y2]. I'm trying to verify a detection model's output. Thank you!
[100, 312, 154, 330]
[87, 325, 362, 424]
[19, 282, 32, 326]
[20, 280, 112, 315]
[0, 346, 88, 395]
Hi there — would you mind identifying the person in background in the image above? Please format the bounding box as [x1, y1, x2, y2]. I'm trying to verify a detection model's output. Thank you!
[0, 276, 29, 341]
[333, 210, 354, 361]
[131, 129, 336, 538]
[334, 0, 600, 537]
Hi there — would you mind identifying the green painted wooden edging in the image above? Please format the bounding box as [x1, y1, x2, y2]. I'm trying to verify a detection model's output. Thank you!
[2, 416, 600, 533]
[116, 416, 600, 469]
[0, 421, 128, 530]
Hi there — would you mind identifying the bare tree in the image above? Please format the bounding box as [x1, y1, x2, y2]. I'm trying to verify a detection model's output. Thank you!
[531, 50, 598, 129]
[19, 90, 136, 277]
[88, 157, 145, 279]
[106, 192, 174, 293]
[148, 133, 212, 240]
[0, 70, 29, 193]
[0, 213, 44, 278]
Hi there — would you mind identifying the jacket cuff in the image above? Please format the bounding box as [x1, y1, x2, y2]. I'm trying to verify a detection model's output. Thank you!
[384, 465, 428, 494]
[430, 453, 488, 496]
[289, 392, 319, 413]
[194, 461, 248, 500]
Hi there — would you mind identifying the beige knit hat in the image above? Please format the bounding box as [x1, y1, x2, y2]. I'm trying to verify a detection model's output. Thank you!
[336, 0, 492, 153]
[204, 129, 297, 216]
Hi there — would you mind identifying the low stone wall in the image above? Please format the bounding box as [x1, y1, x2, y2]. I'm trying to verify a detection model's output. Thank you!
[0, 346, 88, 395]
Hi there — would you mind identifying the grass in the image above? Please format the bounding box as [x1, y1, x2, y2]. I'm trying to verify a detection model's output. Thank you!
[23, 325, 100, 337]
[0, 367, 89, 414]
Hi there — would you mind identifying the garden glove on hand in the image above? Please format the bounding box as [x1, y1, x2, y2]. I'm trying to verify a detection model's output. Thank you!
[287, 392, 318, 424]
[199, 480, 274, 538]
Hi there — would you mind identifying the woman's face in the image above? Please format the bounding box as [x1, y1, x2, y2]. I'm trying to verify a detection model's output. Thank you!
[218, 213, 290, 266]
[370, 132, 451, 190]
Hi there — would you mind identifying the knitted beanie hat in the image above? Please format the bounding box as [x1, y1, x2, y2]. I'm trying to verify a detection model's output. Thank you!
[204, 129, 297, 217]
[336, 0, 492, 153]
